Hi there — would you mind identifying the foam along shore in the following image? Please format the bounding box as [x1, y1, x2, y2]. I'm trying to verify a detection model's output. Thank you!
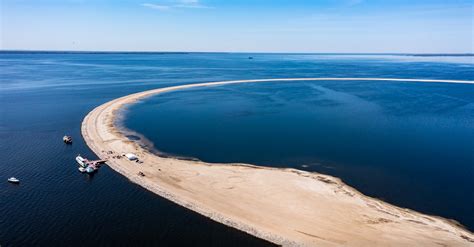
[82, 78, 474, 246]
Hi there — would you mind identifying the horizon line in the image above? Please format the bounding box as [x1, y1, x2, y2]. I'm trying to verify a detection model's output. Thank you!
[1, 49, 473, 56]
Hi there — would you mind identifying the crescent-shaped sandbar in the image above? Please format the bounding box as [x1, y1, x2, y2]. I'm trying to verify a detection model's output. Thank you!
[82, 78, 474, 246]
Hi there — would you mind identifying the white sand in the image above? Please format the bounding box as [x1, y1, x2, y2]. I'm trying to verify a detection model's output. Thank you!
[82, 78, 474, 246]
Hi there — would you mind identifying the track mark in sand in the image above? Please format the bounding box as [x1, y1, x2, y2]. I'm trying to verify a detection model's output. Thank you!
[295, 230, 347, 244]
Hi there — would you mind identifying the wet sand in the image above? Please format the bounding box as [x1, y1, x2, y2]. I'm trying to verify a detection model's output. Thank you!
[82, 78, 474, 246]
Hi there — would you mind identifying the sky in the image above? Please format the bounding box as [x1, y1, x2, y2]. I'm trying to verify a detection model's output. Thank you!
[0, 0, 473, 53]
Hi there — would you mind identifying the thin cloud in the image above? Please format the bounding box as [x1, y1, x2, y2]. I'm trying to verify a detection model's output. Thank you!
[142, 0, 211, 11]
[141, 3, 170, 10]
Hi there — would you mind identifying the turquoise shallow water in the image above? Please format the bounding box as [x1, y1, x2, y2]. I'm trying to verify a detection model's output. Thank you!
[1, 52, 473, 245]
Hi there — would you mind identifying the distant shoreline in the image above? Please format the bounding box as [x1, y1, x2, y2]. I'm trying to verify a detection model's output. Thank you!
[1, 50, 473, 56]
[82, 78, 474, 246]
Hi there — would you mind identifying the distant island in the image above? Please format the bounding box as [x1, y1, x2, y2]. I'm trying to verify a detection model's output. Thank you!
[409, 53, 474, 57]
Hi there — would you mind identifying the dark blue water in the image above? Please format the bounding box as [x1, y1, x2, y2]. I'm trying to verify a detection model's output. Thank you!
[1, 53, 473, 246]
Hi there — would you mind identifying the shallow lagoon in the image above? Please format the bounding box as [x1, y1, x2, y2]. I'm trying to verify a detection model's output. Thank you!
[124, 79, 474, 230]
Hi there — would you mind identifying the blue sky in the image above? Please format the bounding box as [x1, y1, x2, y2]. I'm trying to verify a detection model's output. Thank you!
[1, 0, 473, 52]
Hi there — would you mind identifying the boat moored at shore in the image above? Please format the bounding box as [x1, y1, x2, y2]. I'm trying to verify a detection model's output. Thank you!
[76, 155, 87, 167]
[75, 155, 107, 174]
[85, 166, 95, 173]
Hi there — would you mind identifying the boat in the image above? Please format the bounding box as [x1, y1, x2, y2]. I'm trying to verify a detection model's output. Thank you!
[85, 166, 95, 174]
[63, 135, 72, 144]
[8, 177, 20, 184]
[75, 155, 106, 174]
[76, 155, 87, 167]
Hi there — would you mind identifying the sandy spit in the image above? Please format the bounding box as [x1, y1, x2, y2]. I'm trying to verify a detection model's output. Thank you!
[82, 78, 474, 246]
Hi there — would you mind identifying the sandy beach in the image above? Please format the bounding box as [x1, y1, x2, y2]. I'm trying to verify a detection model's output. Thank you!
[81, 78, 474, 246]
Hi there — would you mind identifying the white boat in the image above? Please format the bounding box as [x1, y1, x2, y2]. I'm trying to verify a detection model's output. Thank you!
[63, 135, 72, 144]
[76, 155, 87, 167]
[8, 177, 20, 183]
[78, 167, 86, 173]
[85, 166, 95, 174]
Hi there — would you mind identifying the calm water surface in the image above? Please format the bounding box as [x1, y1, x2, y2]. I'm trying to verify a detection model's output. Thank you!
[125, 79, 474, 230]
[1, 52, 473, 246]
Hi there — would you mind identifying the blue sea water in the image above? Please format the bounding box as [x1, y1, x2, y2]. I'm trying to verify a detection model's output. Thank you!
[1, 52, 473, 245]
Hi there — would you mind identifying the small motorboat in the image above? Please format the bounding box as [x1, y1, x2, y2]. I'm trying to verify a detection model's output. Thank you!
[63, 135, 73, 144]
[85, 166, 95, 174]
[8, 177, 20, 184]
[78, 167, 86, 173]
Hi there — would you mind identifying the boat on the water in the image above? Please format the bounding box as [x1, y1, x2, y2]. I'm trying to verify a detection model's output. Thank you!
[78, 165, 95, 173]
[76, 155, 105, 174]
[8, 177, 20, 184]
[85, 166, 95, 174]
[76, 155, 87, 167]
[63, 135, 72, 144]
